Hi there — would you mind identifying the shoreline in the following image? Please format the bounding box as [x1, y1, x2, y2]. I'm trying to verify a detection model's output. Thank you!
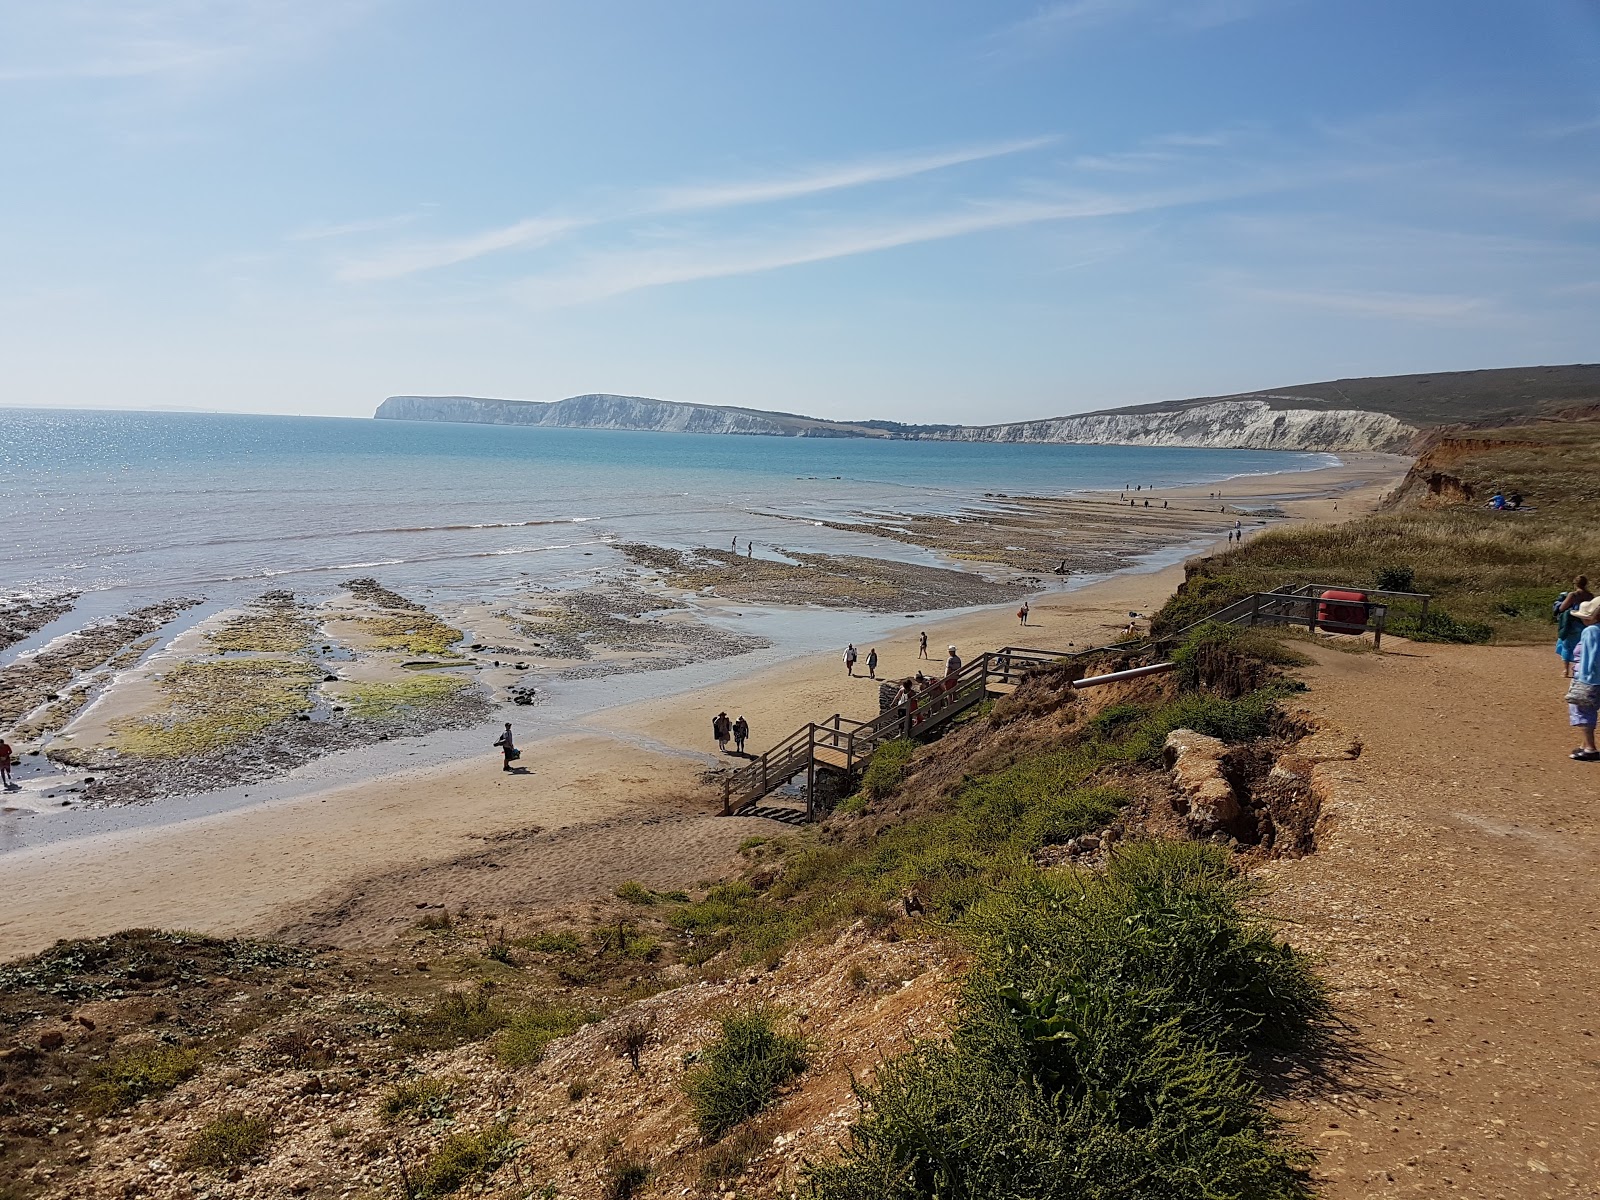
[0, 451, 1409, 961]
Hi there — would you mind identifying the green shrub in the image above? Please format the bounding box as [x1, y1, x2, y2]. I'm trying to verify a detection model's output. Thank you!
[1386, 605, 1493, 644]
[614, 881, 656, 906]
[381, 1076, 454, 1121]
[860, 739, 916, 800]
[683, 1006, 808, 1140]
[498, 1003, 593, 1068]
[401, 1122, 518, 1199]
[180, 1111, 274, 1171]
[1375, 565, 1416, 593]
[805, 841, 1325, 1200]
[1171, 622, 1309, 694]
[1089, 701, 1146, 736]
[83, 1045, 200, 1113]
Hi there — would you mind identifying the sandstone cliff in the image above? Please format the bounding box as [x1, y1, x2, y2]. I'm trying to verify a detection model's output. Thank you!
[374, 394, 879, 438]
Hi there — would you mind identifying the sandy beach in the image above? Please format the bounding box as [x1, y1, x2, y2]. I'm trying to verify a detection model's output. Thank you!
[0, 452, 1409, 962]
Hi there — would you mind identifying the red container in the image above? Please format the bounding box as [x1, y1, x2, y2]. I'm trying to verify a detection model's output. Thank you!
[1317, 588, 1369, 634]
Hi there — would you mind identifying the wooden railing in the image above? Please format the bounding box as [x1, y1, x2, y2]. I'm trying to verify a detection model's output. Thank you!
[722, 582, 1425, 820]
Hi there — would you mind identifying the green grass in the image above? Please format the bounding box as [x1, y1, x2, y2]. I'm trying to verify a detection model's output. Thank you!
[82, 1045, 201, 1113]
[602, 1157, 652, 1200]
[614, 880, 656, 905]
[401, 1122, 518, 1199]
[334, 674, 472, 719]
[683, 1006, 809, 1140]
[497, 1002, 593, 1068]
[522, 929, 583, 954]
[860, 738, 916, 800]
[113, 658, 319, 757]
[380, 1076, 455, 1122]
[804, 842, 1326, 1200]
[179, 1111, 274, 1171]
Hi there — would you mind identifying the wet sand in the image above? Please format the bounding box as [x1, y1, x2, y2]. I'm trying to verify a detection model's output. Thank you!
[0, 452, 1410, 961]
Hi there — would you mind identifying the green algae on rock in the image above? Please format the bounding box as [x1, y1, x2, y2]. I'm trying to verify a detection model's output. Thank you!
[113, 657, 321, 757]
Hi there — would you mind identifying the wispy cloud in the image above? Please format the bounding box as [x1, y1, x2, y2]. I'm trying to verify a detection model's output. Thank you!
[0, 0, 377, 86]
[335, 136, 1057, 282]
[337, 217, 583, 282]
[1535, 114, 1600, 141]
[992, 0, 1278, 52]
[1239, 286, 1491, 322]
[286, 214, 419, 242]
[647, 136, 1057, 212]
[511, 180, 1275, 308]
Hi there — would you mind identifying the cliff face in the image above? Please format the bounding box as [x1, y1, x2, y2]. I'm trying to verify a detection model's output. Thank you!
[917, 399, 1417, 454]
[374, 394, 870, 437]
[375, 393, 1418, 453]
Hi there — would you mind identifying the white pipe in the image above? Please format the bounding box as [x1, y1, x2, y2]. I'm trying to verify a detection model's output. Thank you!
[1070, 661, 1175, 690]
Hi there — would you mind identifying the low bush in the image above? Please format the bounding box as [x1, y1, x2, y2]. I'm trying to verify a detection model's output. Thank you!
[601, 1157, 652, 1200]
[180, 1111, 274, 1170]
[524, 930, 582, 954]
[400, 1123, 518, 1199]
[1386, 604, 1493, 644]
[683, 1006, 808, 1140]
[380, 1076, 454, 1121]
[1171, 622, 1310, 695]
[805, 842, 1326, 1199]
[614, 881, 656, 906]
[83, 1045, 200, 1113]
[498, 1003, 593, 1068]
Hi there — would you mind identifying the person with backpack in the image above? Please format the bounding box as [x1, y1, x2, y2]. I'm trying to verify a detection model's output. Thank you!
[1556, 576, 1594, 677]
[844, 644, 858, 676]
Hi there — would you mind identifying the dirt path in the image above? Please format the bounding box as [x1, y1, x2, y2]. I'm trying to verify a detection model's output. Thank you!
[1269, 639, 1600, 1198]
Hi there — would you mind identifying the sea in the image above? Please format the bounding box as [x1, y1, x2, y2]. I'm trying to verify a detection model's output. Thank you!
[1, 408, 1333, 636]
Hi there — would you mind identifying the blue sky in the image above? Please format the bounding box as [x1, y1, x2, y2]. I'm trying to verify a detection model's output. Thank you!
[2, 1, 1597, 422]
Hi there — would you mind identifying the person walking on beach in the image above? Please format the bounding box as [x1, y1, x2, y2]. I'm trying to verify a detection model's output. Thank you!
[844, 644, 858, 676]
[0, 738, 13, 790]
[731, 715, 749, 755]
[1017, 602, 1029, 627]
[713, 711, 731, 753]
[1557, 576, 1594, 677]
[493, 723, 518, 772]
[866, 647, 879, 679]
[945, 645, 962, 681]
[918, 631, 928, 659]
[1563, 596, 1600, 760]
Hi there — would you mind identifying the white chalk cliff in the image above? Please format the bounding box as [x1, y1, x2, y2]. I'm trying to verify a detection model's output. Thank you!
[919, 397, 1417, 453]
[375, 392, 1419, 453]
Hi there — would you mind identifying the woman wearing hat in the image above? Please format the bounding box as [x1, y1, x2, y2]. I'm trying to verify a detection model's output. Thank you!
[1566, 595, 1600, 761]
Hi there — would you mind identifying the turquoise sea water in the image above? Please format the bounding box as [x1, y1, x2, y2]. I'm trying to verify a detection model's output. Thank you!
[0, 408, 1331, 609]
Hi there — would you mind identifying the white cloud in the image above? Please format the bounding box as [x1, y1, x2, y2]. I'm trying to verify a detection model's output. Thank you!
[648, 136, 1057, 213]
[511, 182, 1264, 308]
[337, 217, 584, 282]
[336, 136, 1058, 282]
[286, 214, 418, 242]
[1240, 286, 1491, 322]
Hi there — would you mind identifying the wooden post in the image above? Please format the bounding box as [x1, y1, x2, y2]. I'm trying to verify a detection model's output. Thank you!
[1248, 593, 1262, 626]
[806, 759, 816, 822]
[722, 775, 731, 816]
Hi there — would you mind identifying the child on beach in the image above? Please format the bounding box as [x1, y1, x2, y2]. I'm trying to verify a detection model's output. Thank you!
[1564, 596, 1600, 761]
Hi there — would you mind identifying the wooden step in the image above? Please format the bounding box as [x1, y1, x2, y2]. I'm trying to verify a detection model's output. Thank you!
[811, 745, 855, 770]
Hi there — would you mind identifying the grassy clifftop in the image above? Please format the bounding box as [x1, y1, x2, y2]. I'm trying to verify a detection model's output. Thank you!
[1156, 413, 1600, 644]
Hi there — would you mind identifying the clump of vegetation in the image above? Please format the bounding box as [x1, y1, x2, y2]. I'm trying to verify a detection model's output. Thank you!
[592, 920, 659, 960]
[601, 1157, 652, 1200]
[400, 986, 506, 1051]
[683, 1006, 809, 1140]
[334, 674, 473, 719]
[179, 1111, 274, 1171]
[399, 1122, 518, 1199]
[352, 611, 464, 656]
[83, 1045, 201, 1113]
[114, 657, 320, 757]
[1385, 604, 1493, 644]
[1375, 564, 1417, 593]
[380, 1076, 455, 1122]
[614, 880, 657, 905]
[860, 738, 916, 799]
[609, 1013, 656, 1073]
[206, 597, 313, 654]
[1170, 621, 1310, 695]
[806, 842, 1326, 1199]
[498, 1002, 593, 1068]
[523, 929, 583, 954]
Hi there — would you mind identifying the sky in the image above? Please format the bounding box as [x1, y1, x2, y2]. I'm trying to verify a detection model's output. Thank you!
[2, 1, 1598, 423]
